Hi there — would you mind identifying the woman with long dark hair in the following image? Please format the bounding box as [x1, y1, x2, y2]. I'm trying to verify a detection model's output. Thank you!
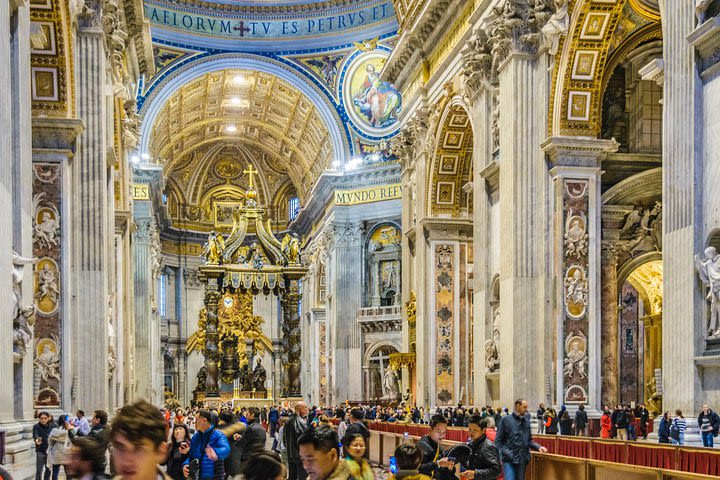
[163, 423, 190, 480]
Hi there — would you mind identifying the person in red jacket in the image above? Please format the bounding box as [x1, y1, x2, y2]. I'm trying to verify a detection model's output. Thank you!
[600, 408, 612, 439]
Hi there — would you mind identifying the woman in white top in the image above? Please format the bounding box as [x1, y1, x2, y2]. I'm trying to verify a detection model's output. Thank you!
[47, 414, 75, 480]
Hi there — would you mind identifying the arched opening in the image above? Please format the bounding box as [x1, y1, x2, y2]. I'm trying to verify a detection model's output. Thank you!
[363, 343, 400, 402]
[366, 223, 401, 308]
[617, 257, 663, 415]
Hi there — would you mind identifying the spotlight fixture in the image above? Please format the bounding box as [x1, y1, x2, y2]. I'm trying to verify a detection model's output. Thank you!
[226, 124, 237, 133]
[233, 74, 245, 84]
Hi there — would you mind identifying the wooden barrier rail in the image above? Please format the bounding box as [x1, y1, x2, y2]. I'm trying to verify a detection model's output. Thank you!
[364, 421, 720, 477]
[529, 453, 718, 480]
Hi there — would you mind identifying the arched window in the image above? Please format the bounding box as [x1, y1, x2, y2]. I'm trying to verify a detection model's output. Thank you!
[288, 196, 300, 221]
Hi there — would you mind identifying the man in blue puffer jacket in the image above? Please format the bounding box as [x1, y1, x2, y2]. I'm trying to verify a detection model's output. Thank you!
[183, 410, 231, 480]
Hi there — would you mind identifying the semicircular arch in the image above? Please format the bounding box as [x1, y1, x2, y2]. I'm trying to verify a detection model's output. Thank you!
[426, 100, 474, 218]
[139, 53, 351, 169]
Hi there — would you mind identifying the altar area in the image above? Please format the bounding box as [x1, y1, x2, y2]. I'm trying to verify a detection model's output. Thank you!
[185, 166, 307, 406]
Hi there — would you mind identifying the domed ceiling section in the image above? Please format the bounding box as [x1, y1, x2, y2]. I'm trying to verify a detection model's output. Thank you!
[150, 68, 330, 231]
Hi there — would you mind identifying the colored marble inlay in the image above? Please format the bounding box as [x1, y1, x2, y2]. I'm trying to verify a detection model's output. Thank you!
[435, 243, 454, 405]
[562, 179, 590, 404]
[32, 163, 62, 408]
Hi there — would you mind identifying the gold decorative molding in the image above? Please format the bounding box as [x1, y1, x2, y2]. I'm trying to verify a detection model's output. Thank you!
[388, 352, 416, 370]
[549, 0, 660, 137]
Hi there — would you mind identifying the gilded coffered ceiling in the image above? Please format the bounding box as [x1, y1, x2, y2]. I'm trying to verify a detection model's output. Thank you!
[627, 259, 663, 315]
[149, 68, 333, 200]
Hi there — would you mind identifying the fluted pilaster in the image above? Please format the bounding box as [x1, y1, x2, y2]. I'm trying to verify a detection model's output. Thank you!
[328, 221, 363, 401]
[73, 7, 110, 410]
[133, 219, 155, 400]
[661, 0, 704, 413]
[497, 49, 550, 407]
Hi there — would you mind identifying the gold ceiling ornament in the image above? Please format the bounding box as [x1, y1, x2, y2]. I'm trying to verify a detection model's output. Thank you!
[149, 69, 332, 200]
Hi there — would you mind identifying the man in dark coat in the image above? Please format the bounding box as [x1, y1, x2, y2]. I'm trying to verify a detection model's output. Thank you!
[417, 414, 456, 480]
[236, 407, 267, 463]
[33, 411, 54, 480]
[698, 403, 720, 448]
[460, 416, 501, 480]
[284, 401, 309, 480]
[637, 404, 650, 440]
[574, 404, 588, 437]
[495, 399, 547, 480]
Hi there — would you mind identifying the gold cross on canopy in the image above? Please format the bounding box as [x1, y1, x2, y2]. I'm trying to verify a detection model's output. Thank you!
[243, 164, 258, 188]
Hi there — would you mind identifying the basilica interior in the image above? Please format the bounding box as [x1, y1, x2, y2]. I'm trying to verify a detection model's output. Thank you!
[2, 0, 720, 476]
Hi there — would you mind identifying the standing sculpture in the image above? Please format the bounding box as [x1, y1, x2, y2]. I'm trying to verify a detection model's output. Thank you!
[252, 357, 267, 392]
[383, 368, 400, 401]
[12, 252, 37, 359]
[695, 246, 720, 337]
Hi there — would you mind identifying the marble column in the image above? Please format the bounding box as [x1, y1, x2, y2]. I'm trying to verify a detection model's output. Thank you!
[281, 277, 302, 398]
[0, 1, 35, 474]
[133, 218, 156, 401]
[272, 338, 283, 402]
[543, 137, 617, 411]
[497, 49, 550, 407]
[328, 221, 363, 401]
[461, 35, 496, 405]
[73, 2, 110, 411]
[408, 114, 431, 407]
[659, 0, 705, 414]
[600, 244, 619, 406]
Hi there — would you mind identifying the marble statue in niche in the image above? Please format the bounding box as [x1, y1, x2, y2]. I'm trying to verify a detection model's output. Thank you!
[563, 332, 588, 379]
[252, 357, 267, 392]
[36, 263, 60, 304]
[541, 0, 569, 56]
[695, 246, 720, 337]
[564, 266, 588, 318]
[35, 335, 61, 382]
[382, 261, 399, 291]
[485, 309, 500, 373]
[33, 193, 60, 249]
[564, 211, 588, 259]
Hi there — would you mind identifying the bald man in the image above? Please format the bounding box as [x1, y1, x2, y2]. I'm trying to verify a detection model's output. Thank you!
[284, 402, 309, 480]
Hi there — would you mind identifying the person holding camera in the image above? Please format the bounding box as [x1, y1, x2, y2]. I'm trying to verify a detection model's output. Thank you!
[183, 410, 230, 480]
[33, 411, 54, 480]
[163, 424, 191, 480]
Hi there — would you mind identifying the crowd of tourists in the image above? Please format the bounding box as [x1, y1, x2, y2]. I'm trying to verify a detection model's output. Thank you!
[27, 399, 720, 480]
